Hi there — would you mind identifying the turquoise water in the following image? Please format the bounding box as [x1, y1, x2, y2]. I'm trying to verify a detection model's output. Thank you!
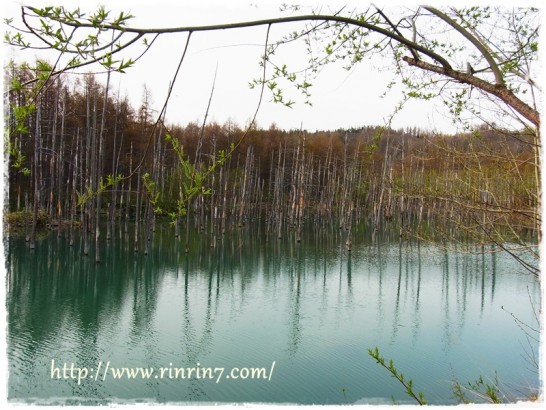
[6, 223, 541, 404]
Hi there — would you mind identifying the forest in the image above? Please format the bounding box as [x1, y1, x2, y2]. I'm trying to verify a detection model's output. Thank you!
[5, 63, 539, 260]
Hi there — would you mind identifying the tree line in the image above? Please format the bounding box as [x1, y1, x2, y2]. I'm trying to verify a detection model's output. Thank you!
[5, 65, 538, 264]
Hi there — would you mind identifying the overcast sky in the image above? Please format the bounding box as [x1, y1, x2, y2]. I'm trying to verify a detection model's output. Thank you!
[1, 0, 539, 133]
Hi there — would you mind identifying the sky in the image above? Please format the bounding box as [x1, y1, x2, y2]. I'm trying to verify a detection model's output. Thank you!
[0, 0, 480, 134]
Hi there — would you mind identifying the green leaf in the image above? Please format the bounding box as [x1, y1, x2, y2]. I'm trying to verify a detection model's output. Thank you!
[118, 58, 134, 73]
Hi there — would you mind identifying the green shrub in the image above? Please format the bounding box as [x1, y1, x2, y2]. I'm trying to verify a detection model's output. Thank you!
[4, 209, 50, 228]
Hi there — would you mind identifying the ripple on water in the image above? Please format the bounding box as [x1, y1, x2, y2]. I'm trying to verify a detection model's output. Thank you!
[6, 232, 541, 405]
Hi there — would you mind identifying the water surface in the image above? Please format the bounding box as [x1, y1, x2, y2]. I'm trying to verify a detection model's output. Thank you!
[6, 223, 540, 404]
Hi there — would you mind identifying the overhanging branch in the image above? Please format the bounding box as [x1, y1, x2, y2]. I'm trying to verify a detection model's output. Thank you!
[402, 57, 539, 127]
[22, 7, 453, 69]
[424, 6, 505, 86]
